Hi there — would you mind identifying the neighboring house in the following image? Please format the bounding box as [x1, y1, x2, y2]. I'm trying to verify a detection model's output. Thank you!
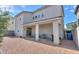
[6, 16, 15, 36]
[15, 5, 64, 45]
[65, 22, 76, 41]
[66, 21, 77, 31]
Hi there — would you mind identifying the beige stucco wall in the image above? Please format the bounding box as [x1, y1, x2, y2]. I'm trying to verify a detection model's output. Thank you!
[15, 14, 24, 36]
[77, 9, 79, 19]
[31, 23, 52, 39]
[31, 26, 35, 37]
[59, 17, 64, 39]
[33, 5, 63, 21]
[39, 23, 52, 38]
[77, 10, 79, 26]
[22, 13, 33, 24]
[15, 12, 33, 37]
[72, 28, 78, 46]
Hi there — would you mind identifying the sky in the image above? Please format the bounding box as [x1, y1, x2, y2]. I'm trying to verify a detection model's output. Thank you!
[64, 5, 77, 25]
[0, 5, 77, 26]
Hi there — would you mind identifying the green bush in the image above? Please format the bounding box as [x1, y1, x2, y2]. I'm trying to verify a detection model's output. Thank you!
[0, 10, 10, 43]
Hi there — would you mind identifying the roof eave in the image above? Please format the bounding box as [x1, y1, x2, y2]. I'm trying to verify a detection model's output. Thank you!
[15, 11, 33, 17]
[75, 5, 79, 14]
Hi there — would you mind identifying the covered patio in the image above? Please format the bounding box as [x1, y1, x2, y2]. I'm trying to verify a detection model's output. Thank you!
[23, 17, 64, 45]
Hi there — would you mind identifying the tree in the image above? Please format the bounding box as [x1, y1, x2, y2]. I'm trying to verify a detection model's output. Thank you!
[0, 10, 10, 42]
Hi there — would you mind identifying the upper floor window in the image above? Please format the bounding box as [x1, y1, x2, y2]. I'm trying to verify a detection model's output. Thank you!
[41, 14, 44, 17]
[33, 16, 34, 19]
[78, 19, 79, 26]
[33, 13, 44, 20]
[12, 22, 14, 24]
[20, 18, 21, 20]
[35, 16, 37, 19]
[17, 30, 19, 32]
[38, 15, 40, 18]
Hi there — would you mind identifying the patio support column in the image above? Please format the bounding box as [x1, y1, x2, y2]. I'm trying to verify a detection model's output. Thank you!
[52, 21, 60, 45]
[77, 27, 79, 48]
[35, 23, 39, 41]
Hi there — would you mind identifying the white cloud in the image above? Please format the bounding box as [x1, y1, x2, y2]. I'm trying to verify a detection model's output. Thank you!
[69, 5, 77, 13]
[20, 5, 26, 10]
[70, 9, 74, 13]
[20, 5, 26, 8]
[0, 5, 15, 12]
[20, 5, 30, 10]
[72, 19, 76, 22]
[64, 25, 67, 29]
[0, 5, 18, 16]
[65, 8, 68, 10]
[73, 5, 76, 9]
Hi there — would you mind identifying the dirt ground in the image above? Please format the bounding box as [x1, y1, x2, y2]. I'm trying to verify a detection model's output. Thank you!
[0, 37, 79, 54]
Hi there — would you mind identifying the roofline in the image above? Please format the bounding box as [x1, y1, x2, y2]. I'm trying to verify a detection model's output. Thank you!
[33, 5, 64, 14]
[75, 5, 78, 14]
[66, 21, 76, 25]
[15, 5, 64, 17]
[32, 5, 51, 13]
[62, 5, 64, 17]
[15, 11, 33, 17]
[15, 5, 50, 17]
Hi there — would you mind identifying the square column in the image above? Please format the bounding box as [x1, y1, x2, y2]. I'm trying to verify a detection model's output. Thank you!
[52, 21, 60, 45]
[35, 24, 39, 41]
[76, 27, 79, 48]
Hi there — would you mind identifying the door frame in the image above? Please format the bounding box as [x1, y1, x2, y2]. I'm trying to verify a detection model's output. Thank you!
[26, 28, 32, 37]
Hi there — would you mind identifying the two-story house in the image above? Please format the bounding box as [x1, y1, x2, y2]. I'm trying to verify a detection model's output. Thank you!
[15, 5, 64, 45]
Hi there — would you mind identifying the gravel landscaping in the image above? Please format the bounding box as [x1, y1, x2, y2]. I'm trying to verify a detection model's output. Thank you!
[0, 37, 79, 54]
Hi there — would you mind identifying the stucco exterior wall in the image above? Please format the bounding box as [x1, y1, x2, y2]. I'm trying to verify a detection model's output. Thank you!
[39, 23, 52, 39]
[33, 5, 63, 21]
[15, 12, 33, 37]
[72, 28, 78, 46]
[22, 13, 33, 24]
[77, 10, 79, 26]
[59, 17, 64, 39]
[77, 8, 79, 19]
[31, 23, 52, 39]
[31, 26, 35, 37]
[15, 14, 24, 36]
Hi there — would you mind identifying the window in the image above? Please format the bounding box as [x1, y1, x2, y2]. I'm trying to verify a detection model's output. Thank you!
[33, 16, 34, 19]
[78, 19, 79, 26]
[35, 16, 37, 19]
[41, 13, 44, 17]
[33, 13, 44, 20]
[38, 15, 40, 18]
[20, 18, 21, 20]
[12, 22, 14, 24]
[17, 30, 19, 32]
